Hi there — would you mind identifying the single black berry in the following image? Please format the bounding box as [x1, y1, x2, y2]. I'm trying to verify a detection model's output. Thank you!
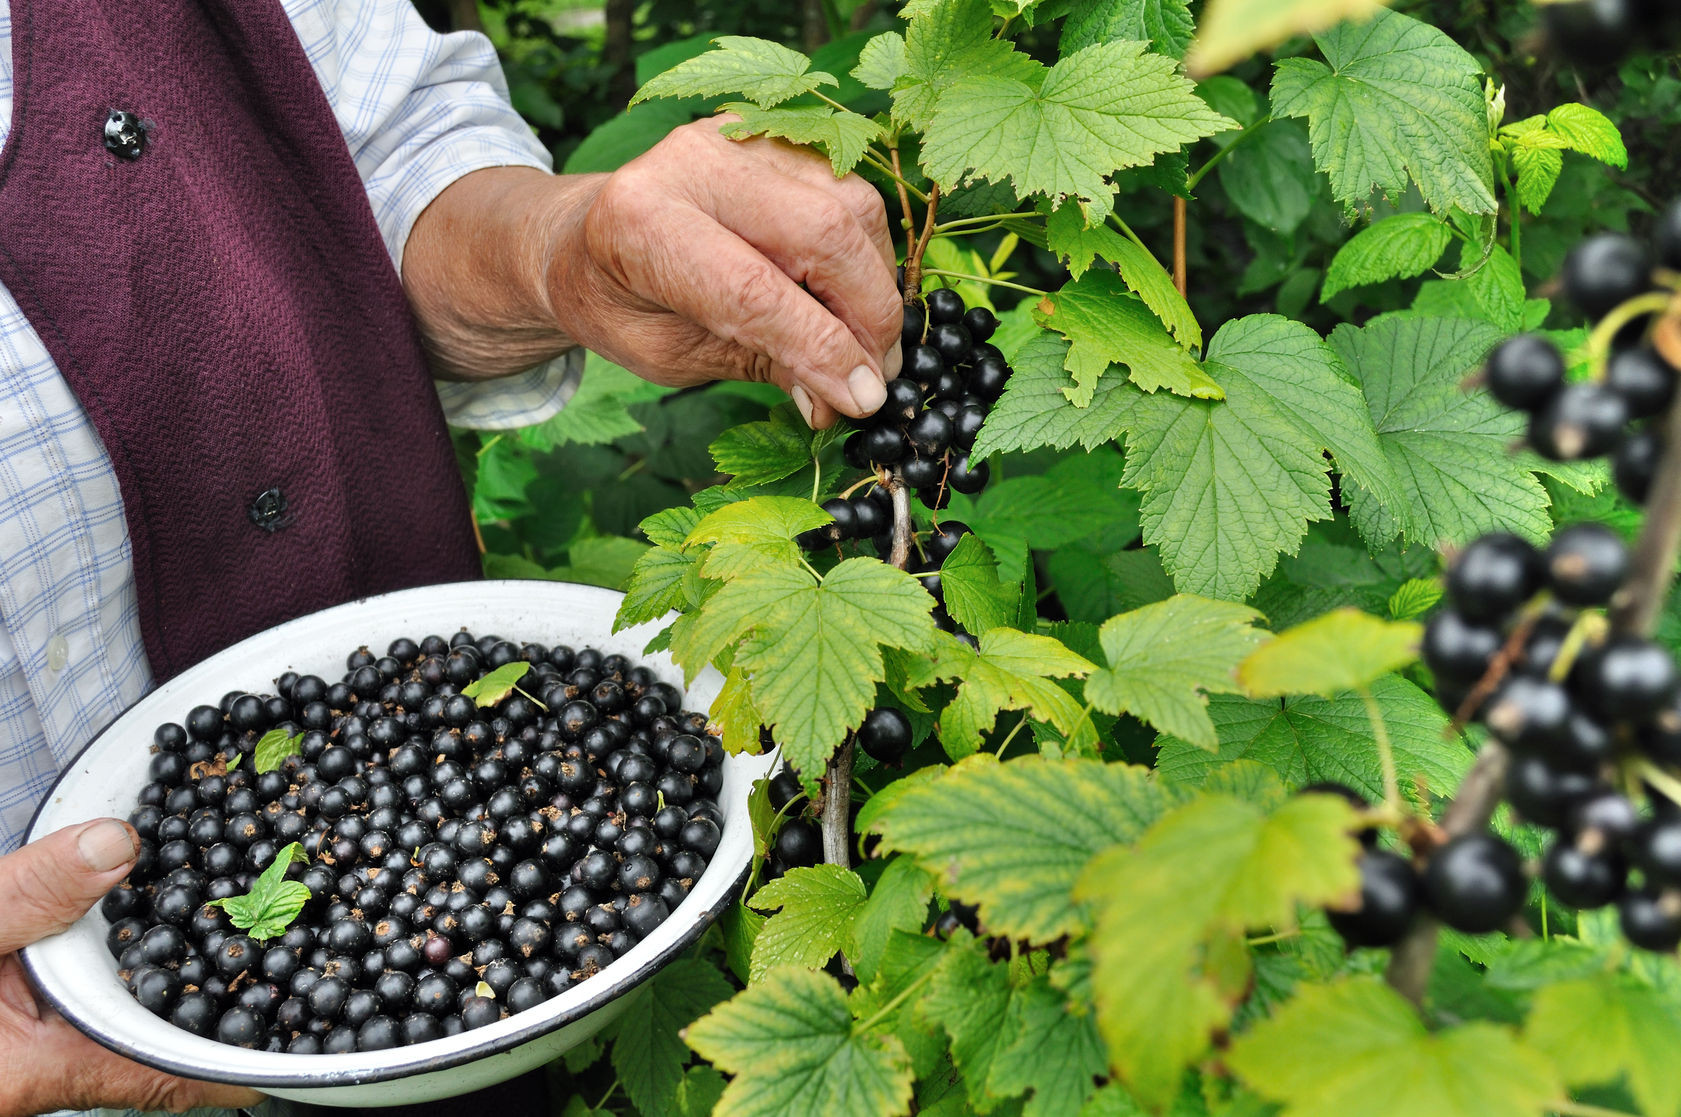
[1563, 232, 1651, 319]
[1546, 522, 1629, 606]
[857, 707, 913, 765]
[1445, 532, 1543, 623]
[1422, 832, 1527, 934]
[1572, 636, 1678, 721]
[925, 287, 964, 324]
[1529, 383, 1630, 461]
[1484, 335, 1566, 413]
[1481, 676, 1572, 756]
[1619, 888, 1681, 951]
[906, 410, 954, 457]
[1328, 850, 1420, 948]
[1422, 610, 1501, 684]
[1542, 841, 1626, 909]
[1606, 347, 1678, 418]
[1614, 427, 1663, 504]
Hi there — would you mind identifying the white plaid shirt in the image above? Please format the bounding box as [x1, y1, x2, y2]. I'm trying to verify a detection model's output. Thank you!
[0, 0, 579, 860]
[0, 6, 579, 1110]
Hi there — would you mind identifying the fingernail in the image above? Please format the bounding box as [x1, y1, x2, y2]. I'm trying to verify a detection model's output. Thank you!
[791, 384, 817, 428]
[78, 819, 137, 872]
[848, 365, 887, 414]
[884, 341, 903, 381]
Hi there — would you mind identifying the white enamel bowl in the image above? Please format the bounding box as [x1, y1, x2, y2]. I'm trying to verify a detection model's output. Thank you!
[20, 580, 770, 1107]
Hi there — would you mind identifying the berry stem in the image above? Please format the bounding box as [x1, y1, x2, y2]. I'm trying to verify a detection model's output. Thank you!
[902, 184, 943, 304]
[887, 146, 916, 238]
[919, 269, 1047, 297]
[1585, 291, 1674, 372]
[1636, 759, 1681, 810]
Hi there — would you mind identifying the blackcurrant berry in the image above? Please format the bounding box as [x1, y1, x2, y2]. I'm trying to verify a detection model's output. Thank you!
[902, 303, 926, 349]
[878, 377, 923, 425]
[1529, 383, 1630, 461]
[1614, 427, 1662, 504]
[1422, 832, 1527, 934]
[906, 410, 954, 457]
[967, 356, 1010, 402]
[857, 707, 913, 765]
[1606, 347, 1677, 418]
[962, 306, 997, 341]
[925, 287, 964, 324]
[900, 455, 942, 488]
[908, 345, 945, 385]
[860, 424, 909, 465]
[1542, 841, 1626, 909]
[1421, 610, 1501, 684]
[215, 1006, 266, 1049]
[1484, 334, 1566, 413]
[1546, 522, 1629, 606]
[1563, 232, 1651, 319]
[1503, 753, 1598, 828]
[948, 454, 988, 494]
[928, 323, 972, 365]
[1633, 818, 1681, 887]
[774, 818, 821, 868]
[1619, 888, 1681, 951]
[922, 521, 971, 564]
[1328, 850, 1420, 948]
[1446, 532, 1543, 623]
[1573, 635, 1678, 721]
[1482, 676, 1572, 755]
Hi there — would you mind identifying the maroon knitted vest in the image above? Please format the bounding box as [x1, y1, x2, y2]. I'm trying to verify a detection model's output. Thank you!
[0, 0, 483, 679]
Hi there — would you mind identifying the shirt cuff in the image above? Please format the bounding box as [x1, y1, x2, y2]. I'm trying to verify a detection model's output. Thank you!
[435, 348, 584, 430]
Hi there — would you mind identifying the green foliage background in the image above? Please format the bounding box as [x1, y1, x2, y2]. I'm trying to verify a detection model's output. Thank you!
[406, 1, 1681, 1114]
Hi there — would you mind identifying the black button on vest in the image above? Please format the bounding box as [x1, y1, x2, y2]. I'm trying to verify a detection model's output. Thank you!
[249, 487, 289, 533]
[103, 109, 145, 159]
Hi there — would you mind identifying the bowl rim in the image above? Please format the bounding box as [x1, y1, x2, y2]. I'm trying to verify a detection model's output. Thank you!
[19, 579, 758, 1089]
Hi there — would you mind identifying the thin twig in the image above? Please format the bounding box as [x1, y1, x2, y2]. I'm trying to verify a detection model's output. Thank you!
[888, 147, 916, 241]
[1172, 197, 1188, 297]
[902, 184, 942, 302]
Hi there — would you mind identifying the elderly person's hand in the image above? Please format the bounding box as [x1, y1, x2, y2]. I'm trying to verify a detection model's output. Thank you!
[0, 820, 263, 1117]
[405, 116, 904, 431]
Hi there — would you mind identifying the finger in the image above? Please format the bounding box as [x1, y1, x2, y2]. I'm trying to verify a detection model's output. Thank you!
[0, 820, 137, 955]
[695, 166, 901, 377]
[41, 1012, 263, 1114]
[592, 192, 886, 420]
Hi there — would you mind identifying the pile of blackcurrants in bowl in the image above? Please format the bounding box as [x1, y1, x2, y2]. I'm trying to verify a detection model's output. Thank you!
[102, 633, 727, 1053]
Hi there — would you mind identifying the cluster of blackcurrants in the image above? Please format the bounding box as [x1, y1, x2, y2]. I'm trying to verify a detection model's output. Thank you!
[1540, 0, 1681, 67]
[1330, 524, 1681, 951]
[1483, 203, 1681, 503]
[105, 634, 726, 1053]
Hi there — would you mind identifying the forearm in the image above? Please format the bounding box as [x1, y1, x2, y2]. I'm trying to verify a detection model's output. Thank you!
[401, 166, 604, 380]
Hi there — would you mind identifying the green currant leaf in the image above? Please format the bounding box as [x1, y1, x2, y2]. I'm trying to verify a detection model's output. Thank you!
[870, 753, 1171, 942]
[938, 534, 1019, 637]
[206, 842, 311, 941]
[1329, 315, 1556, 550]
[958, 452, 1138, 575]
[1076, 793, 1363, 1108]
[640, 506, 706, 550]
[515, 354, 670, 451]
[987, 974, 1108, 1117]
[748, 865, 869, 980]
[686, 495, 831, 580]
[969, 334, 1135, 459]
[708, 410, 815, 487]
[1238, 608, 1421, 698]
[617, 545, 700, 629]
[894, 0, 1039, 132]
[631, 36, 837, 109]
[1085, 594, 1267, 750]
[1321, 213, 1454, 301]
[1215, 119, 1318, 234]
[1227, 977, 1561, 1117]
[1034, 272, 1220, 404]
[921, 40, 1236, 207]
[1116, 314, 1403, 601]
[718, 103, 884, 177]
[711, 668, 767, 758]
[851, 32, 906, 90]
[1386, 578, 1442, 621]
[1269, 8, 1496, 215]
[1041, 205, 1202, 350]
[609, 957, 735, 1117]
[252, 728, 304, 775]
[1154, 675, 1471, 807]
[1060, 0, 1194, 59]
[461, 661, 532, 708]
[848, 858, 935, 983]
[904, 629, 1097, 758]
[1543, 103, 1627, 166]
[684, 966, 914, 1117]
[675, 1065, 729, 1117]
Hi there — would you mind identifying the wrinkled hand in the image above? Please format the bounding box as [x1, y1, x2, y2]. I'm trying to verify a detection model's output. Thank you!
[547, 115, 903, 429]
[0, 820, 262, 1117]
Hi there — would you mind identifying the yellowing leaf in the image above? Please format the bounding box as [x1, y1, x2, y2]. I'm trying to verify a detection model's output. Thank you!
[1077, 793, 1362, 1107]
[905, 629, 1098, 757]
[871, 753, 1169, 943]
[687, 496, 830, 580]
[1227, 977, 1561, 1117]
[1187, 0, 1393, 76]
[1526, 974, 1681, 1117]
[1239, 608, 1421, 698]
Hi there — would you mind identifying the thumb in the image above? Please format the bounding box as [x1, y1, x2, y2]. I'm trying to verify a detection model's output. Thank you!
[0, 819, 138, 955]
